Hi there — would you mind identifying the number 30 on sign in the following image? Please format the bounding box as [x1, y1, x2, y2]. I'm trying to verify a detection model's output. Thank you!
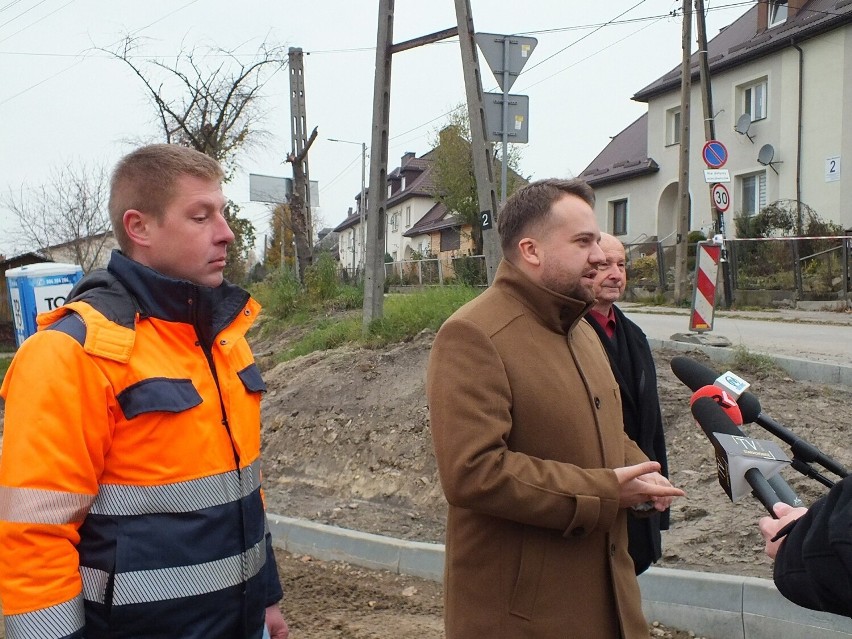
[711, 183, 730, 212]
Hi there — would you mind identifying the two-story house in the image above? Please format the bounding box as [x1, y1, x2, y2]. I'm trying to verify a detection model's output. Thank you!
[582, 0, 852, 245]
[333, 148, 476, 275]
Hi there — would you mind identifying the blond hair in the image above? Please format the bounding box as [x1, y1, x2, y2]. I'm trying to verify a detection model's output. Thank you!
[109, 144, 225, 252]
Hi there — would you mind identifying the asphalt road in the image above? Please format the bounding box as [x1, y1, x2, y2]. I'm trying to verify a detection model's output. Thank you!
[622, 305, 852, 366]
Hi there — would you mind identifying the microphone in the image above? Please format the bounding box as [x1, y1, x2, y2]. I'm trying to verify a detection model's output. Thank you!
[689, 385, 743, 425]
[671, 356, 804, 506]
[691, 397, 788, 516]
[733, 386, 849, 481]
[672, 355, 849, 481]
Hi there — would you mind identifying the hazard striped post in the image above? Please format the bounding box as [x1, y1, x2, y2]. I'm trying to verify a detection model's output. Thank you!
[690, 241, 721, 332]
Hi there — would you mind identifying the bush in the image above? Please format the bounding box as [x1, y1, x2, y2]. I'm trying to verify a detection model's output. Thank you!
[452, 256, 486, 286]
[304, 252, 340, 302]
[629, 254, 658, 283]
[251, 268, 302, 319]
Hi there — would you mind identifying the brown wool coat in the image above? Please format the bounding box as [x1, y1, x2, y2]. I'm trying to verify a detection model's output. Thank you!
[427, 260, 651, 638]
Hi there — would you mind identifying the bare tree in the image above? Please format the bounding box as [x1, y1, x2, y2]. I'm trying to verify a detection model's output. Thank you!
[106, 37, 287, 281]
[3, 163, 113, 272]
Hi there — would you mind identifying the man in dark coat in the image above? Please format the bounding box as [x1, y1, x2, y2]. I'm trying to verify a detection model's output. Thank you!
[759, 476, 852, 617]
[587, 233, 670, 575]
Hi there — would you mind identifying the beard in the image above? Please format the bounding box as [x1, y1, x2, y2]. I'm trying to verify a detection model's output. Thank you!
[540, 261, 596, 303]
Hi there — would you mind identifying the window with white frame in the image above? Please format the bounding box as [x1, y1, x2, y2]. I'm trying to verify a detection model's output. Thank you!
[740, 171, 767, 216]
[405, 205, 411, 227]
[666, 107, 681, 146]
[611, 199, 628, 236]
[769, 0, 788, 27]
[389, 212, 399, 232]
[741, 78, 768, 121]
[401, 175, 407, 190]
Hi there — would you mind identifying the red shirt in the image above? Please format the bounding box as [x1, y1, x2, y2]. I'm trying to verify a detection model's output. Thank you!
[588, 307, 616, 339]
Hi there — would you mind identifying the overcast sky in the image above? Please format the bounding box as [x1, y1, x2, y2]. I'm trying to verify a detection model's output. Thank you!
[0, 0, 751, 257]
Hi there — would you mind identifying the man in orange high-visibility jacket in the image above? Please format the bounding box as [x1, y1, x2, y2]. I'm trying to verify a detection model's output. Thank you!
[0, 144, 289, 639]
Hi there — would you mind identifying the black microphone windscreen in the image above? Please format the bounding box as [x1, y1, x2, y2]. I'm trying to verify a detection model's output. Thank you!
[670, 356, 719, 392]
[691, 397, 803, 508]
[736, 392, 762, 423]
[691, 396, 744, 438]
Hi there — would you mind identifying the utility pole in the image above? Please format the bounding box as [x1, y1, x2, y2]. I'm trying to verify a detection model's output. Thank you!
[455, 0, 501, 285]
[363, 0, 394, 332]
[328, 138, 367, 274]
[288, 47, 315, 279]
[674, 0, 693, 305]
[695, 0, 732, 308]
[363, 2, 458, 332]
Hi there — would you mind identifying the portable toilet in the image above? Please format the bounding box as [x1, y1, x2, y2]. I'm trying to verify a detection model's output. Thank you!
[5, 262, 84, 348]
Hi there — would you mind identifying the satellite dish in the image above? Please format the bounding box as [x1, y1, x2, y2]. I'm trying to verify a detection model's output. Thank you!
[734, 113, 755, 143]
[757, 144, 782, 174]
[757, 144, 775, 165]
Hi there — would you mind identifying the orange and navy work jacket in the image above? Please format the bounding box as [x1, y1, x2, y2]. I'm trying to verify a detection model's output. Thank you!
[0, 251, 282, 639]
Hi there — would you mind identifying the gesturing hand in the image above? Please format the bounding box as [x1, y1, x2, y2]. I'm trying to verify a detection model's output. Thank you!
[614, 461, 684, 511]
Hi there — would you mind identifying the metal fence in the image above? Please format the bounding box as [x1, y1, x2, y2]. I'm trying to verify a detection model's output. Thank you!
[624, 236, 852, 303]
[384, 254, 487, 287]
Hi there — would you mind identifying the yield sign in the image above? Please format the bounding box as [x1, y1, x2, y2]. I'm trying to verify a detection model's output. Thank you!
[475, 33, 538, 92]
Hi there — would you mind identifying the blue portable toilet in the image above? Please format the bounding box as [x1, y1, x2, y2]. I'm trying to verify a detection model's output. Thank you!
[5, 262, 84, 348]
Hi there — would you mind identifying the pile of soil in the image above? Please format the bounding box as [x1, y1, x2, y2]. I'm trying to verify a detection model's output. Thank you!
[257, 327, 852, 582]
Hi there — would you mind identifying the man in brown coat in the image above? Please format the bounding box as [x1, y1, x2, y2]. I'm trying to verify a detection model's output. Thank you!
[427, 178, 684, 638]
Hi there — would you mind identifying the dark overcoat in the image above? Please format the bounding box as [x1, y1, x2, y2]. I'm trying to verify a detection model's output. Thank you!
[588, 306, 670, 575]
[427, 260, 650, 638]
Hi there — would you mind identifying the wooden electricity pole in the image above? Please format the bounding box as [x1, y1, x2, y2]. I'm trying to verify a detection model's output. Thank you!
[674, 0, 693, 305]
[363, 0, 394, 333]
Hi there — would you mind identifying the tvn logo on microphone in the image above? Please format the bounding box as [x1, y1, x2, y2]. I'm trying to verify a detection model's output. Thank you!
[712, 433, 790, 502]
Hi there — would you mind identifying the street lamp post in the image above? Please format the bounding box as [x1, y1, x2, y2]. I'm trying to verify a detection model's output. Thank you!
[328, 138, 367, 275]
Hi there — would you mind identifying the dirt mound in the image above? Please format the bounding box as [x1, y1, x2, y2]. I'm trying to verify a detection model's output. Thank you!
[258, 329, 852, 580]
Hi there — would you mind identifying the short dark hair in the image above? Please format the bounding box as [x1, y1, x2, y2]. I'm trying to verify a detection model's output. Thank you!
[109, 144, 225, 252]
[497, 178, 595, 259]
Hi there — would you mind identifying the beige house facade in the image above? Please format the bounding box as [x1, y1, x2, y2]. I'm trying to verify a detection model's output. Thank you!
[582, 0, 852, 245]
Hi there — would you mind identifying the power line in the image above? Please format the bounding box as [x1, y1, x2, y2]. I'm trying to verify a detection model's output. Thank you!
[0, 0, 50, 30]
[0, 0, 26, 14]
[0, 0, 202, 107]
[0, 0, 74, 46]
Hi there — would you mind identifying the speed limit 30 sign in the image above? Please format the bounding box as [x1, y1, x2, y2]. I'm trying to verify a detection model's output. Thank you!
[711, 183, 730, 212]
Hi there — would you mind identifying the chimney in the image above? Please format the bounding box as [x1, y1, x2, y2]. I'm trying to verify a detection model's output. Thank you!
[757, 0, 769, 33]
[401, 151, 415, 166]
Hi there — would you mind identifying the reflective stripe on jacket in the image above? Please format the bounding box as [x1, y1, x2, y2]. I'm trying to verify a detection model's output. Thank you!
[0, 251, 282, 639]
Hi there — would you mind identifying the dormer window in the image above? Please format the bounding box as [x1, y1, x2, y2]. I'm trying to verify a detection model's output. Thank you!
[388, 183, 393, 198]
[769, 0, 787, 27]
[401, 175, 407, 190]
